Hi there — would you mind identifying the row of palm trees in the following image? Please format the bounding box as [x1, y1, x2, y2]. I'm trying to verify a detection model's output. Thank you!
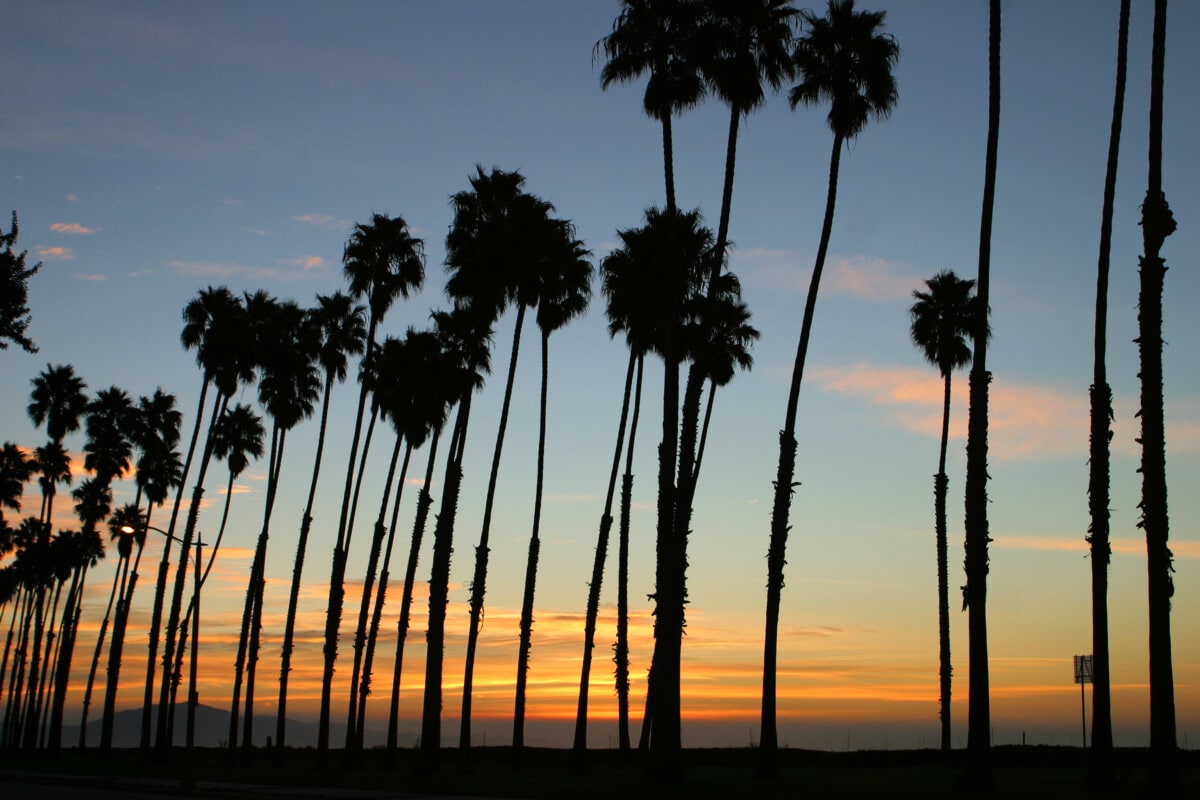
[0, 0, 1184, 793]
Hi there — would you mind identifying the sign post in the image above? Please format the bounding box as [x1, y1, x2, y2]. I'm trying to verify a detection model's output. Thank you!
[1073, 654, 1094, 748]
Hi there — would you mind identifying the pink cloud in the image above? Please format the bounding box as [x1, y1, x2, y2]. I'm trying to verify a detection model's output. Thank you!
[36, 245, 73, 260]
[741, 249, 920, 302]
[51, 222, 100, 234]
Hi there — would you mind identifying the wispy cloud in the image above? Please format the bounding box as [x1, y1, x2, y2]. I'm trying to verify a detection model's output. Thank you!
[994, 534, 1200, 560]
[74, 272, 106, 282]
[51, 222, 100, 235]
[169, 259, 324, 281]
[738, 249, 920, 302]
[293, 213, 350, 230]
[36, 245, 73, 260]
[812, 363, 1090, 462]
[66, 193, 79, 203]
[280, 255, 327, 270]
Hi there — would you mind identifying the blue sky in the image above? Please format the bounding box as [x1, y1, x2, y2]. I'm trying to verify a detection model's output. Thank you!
[2, 1, 1198, 749]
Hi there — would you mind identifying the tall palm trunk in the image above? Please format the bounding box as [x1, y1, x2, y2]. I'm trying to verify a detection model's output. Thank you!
[421, 392, 473, 774]
[102, 503, 152, 750]
[318, 326, 377, 757]
[513, 328, 551, 767]
[158, 391, 227, 747]
[460, 304, 526, 760]
[616, 356, 643, 753]
[242, 430, 289, 751]
[934, 372, 953, 752]
[1087, 0, 1130, 778]
[961, 1, 1001, 790]
[757, 131, 844, 779]
[277, 370, 335, 748]
[573, 352, 636, 758]
[346, 435, 410, 750]
[355, 441, 414, 745]
[386, 428, 440, 751]
[142, 379, 208, 750]
[77, 555, 126, 746]
[1139, 1, 1178, 793]
[692, 379, 717, 485]
[228, 426, 283, 751]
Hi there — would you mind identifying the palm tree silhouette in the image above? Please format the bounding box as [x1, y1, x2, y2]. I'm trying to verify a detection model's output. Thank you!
[513, 221, 592, 768]
[0, 443, 35, 526]
[1138, 0, 1179, 793]
[959, 0, 1000, 790]
[69, 387, 137, 749]
[420, 304, 493, 774]
[910, 270, 978, 753]
[78, 504, 144, 748]
[1086, 0, 1129, 780]
[759, 0, 898, 778]
[318, 213, 424, 757]
[143, 285, 243, 750]
[231, 299, 319, 753]
[276, 292, 365, 750]
[598, 0, 707, 214]
[23, 363, 87, 749]
[100, 389, 182, 751]
[351, 329, 453, 749]
[446, 166, 554, 763]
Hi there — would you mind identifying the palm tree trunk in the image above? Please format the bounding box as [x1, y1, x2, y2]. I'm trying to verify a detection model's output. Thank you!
[387, 429, 441, 751]
[661, 110, 676, 215]
[616, 355, 643, 753]
[318, 324, 377, 758]
[142, 378, 208, 750]
[355, 443, 413, 746]
[692, 380, 717, 487]
[346, 434, 408, 750]
[757, 131, 844, 779]
[935, 373, 953, 752]
[461, 304, 527, 761]
[1140, 2, 1178, 793]
[513, 330, 551, 768]
[229, 426, 282, 752]
[1087, 0, 1129, 778]
[77, 558, 124, 747]
[421, 392, 473, 774]
[573, 351, 636, 759]
[102, 508, 151, 751]
[277, 371, 335, 749]
[243, 431, 289, 751]
[961, 2, 1001, 790]
[158, 390, 226, 748]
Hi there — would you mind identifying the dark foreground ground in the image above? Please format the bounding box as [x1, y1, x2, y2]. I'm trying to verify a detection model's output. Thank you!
[2, 745, 1196, 799]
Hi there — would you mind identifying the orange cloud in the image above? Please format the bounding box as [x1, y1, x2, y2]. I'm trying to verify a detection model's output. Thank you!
[742, 249, 920, 302]
[51, 222, 100, 234]
[293, 213, 349, 230]
[37, 245, 74, 260]
[281, 255, 327, 270]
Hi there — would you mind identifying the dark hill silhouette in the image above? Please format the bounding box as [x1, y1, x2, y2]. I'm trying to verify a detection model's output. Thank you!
[65, 705, 406, 749]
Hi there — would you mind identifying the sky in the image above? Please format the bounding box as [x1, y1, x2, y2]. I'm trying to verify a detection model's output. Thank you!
[2, 1, 1198, 751]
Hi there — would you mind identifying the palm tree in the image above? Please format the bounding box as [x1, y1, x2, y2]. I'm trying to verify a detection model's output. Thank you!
[1086, 1, 1130, 781]
[23, 363, 87, 750]
[317, 213, 424, 756]
[0, 211, 40, 354]
[61, 387, 136, 749]
[143, 286, 245, 750]
[419, 304, 493, 774]
[230, 299, 319, 752]
[350, 330, 453, 749]
[0, 444, 35, 528]
[959, 0, 1000, 790]
[759, 0, 898, 778]
[598, 0, 707, 214]
[277, 292, 365, 750]
[513, 222, 592, 767]
[78, 504, 144, 748]
[445, 167, 559, 762]
[100, 390, 182, 751]
[1138, 0, 1178, 793]
[909, 271, 978, 753]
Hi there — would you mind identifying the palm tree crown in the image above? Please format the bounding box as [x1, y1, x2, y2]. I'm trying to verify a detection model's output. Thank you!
[790, 0, 899, 141]
[344, 213, 425, 328]
[28, 364, 89, 443]
[703, 0, 798, 117]
[910, 271, 979, 379]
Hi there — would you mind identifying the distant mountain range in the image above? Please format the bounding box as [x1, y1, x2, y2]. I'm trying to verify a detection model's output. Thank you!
[65, 705, 413, 749]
